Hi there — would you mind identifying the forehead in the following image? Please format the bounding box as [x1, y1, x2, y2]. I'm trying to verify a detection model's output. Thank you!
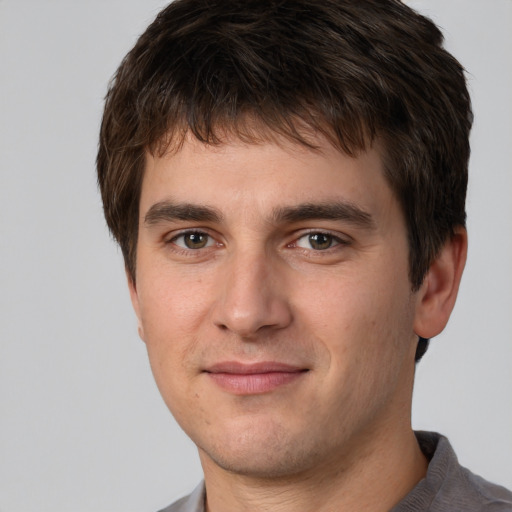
[142, 133, 391, 209]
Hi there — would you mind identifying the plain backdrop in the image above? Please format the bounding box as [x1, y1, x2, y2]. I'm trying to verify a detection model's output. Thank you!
[1, 1, 511, 511]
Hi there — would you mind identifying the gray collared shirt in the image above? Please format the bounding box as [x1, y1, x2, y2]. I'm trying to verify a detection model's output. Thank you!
[158, 432, 512, 512]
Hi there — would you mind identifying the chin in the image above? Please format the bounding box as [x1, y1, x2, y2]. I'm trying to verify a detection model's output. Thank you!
[201, 444, 315, 479]
[195, 416, 327, 479]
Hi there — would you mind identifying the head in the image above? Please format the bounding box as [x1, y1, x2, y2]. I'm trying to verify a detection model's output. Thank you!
[97, 0, 471, 356]
[97, 0, 471, 480]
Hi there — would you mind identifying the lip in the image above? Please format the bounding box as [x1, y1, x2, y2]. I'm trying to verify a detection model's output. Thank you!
[204, 361, 308, 395]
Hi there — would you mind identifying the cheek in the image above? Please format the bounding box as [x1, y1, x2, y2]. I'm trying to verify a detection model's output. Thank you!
[300, 261, 414, 371]
[138, 263, 209, 336]
[296, 269, 389, 339]
[136, 271, 206, 385]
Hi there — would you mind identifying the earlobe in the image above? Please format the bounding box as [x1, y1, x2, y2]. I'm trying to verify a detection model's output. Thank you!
[413, 228, 468, 339]
[126, 268, 146, 343]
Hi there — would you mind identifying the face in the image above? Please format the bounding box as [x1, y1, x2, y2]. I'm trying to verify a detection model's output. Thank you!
[130, 134, 421, 479]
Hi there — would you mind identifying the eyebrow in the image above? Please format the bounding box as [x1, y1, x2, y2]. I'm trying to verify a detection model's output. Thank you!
[144, 201, 223, 225]
[144, 199, 375, 230]
[272, 201, 375, 229]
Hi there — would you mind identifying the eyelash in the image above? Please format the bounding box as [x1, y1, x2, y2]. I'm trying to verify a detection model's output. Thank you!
[289, 230, 350, 253]
[166, 230, 220, 255]
[165, 229, 350, 255]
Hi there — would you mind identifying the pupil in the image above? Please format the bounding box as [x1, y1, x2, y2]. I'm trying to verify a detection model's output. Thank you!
[185, 233, 207, 249]
[310, 233, 332, 250]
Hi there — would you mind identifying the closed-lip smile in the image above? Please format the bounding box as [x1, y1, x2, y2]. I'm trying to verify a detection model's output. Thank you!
[204, 361, 308, 395]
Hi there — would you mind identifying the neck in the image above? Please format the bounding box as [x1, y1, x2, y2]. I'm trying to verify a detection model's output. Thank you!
[200, 424, 427, 512]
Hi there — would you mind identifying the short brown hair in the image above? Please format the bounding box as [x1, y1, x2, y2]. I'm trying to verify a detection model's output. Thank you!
[97, 0, 472, 354]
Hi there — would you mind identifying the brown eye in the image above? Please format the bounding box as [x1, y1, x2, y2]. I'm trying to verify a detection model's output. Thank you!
[173, 232, 212, 249]
[308, 233, 334, 250]
[295, 232, 340, 250]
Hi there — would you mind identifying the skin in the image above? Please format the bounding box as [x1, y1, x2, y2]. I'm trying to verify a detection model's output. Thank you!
[129, 133, 467, 512]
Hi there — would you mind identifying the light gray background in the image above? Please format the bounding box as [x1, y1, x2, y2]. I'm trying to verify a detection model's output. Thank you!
[1, 1, 511, 511]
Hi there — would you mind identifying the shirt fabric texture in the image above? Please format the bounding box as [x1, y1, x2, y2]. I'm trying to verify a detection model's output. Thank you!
[158, 431, 512, 512]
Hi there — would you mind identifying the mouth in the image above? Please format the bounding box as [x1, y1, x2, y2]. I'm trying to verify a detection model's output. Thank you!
[203, 361, 309, 395]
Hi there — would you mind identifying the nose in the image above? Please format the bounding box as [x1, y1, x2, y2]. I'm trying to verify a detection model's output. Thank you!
[212, 250, 293, 338]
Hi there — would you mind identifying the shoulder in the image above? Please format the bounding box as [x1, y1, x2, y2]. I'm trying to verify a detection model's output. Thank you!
[394, 432, 512, 512]
[157, 483, 205, 512]
[451, 461, 512, 512]
[461, 471, 512, 512]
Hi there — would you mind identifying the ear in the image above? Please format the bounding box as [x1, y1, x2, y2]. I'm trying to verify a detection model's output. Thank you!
[126, 268, 146, 343]
[413, 227, 468, 339]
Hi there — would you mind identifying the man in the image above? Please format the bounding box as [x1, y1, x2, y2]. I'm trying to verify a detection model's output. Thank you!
[97, 0, 512, 510]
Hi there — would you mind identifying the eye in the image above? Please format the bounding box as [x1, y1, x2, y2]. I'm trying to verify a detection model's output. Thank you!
[295, 232, 341, 250]
[171, 231, 214, 250]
